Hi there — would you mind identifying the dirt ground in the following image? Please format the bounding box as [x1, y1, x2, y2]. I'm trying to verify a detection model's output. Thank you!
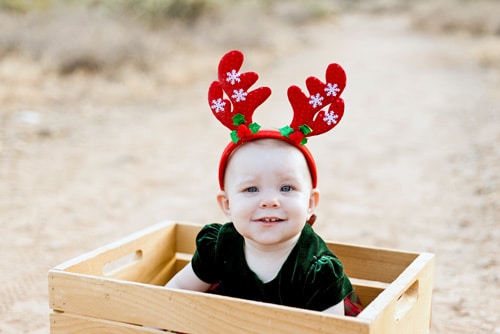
[0, 2, 499, 333]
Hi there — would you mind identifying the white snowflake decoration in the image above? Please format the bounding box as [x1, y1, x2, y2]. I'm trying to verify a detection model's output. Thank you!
[211, 98, 226, 113]
[226, 69, 241, 85]
[325, 82, 340, 97]
[323, 110, 339, 125]
[232, 89, 247, 102]
[309, 93, 324, 108]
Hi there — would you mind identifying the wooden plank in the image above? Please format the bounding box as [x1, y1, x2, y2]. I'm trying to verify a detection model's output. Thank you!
[174, 222, 201, 254]
[107, 223, 177, 284]
[350, 278, 387, 307]
[149, 256, 177, 286]
[358, 252, 434, 334]
[328, 242, 418, 283]
[164, 222, 418, 283]
[49, 270, 371, 334]
[50, 312, 165, 333]
[53, 222, 177, 284]
[164, 259, 386, 311]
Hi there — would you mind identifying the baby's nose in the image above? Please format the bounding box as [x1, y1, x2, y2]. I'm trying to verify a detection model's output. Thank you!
[259, 194, 280, 208]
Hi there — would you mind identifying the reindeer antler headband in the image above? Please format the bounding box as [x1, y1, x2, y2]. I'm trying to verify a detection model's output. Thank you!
[209, 50, 346, 189]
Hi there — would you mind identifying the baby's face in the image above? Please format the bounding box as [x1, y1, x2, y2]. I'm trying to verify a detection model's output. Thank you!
[217, 139, 319, 247]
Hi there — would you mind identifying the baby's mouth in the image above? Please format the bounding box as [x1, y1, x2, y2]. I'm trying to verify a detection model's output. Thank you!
[256, 217, 284, 223]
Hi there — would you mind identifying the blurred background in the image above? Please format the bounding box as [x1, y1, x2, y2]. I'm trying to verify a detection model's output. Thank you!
[0, 0, 499, 332]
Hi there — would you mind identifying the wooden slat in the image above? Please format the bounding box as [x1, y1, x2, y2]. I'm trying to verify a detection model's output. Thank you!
[166, 258, 386, 309]
[56, 222, 177, 284]
[149, 256, 177, 286]
[358, 252, 434, 334]
[162, 257, 386, 312]
[49, 270, 371, 334]
[350, 278, 387, 307]
[328, 242, 418, 283]
[162, 221, 419, 283]
[50, 312, 165, 333]
[174, 222, 201, 254]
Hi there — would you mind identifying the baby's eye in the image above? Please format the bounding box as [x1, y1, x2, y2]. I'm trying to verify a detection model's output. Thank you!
[245, 186, 258, 193]
[280, 185, 293, 192]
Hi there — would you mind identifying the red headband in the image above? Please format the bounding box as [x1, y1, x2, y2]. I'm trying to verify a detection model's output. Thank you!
[209, 50, 346, 190]
[218, 129, 318, 189]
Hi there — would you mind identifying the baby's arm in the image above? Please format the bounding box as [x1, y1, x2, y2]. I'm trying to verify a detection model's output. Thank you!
[322, 300, 345, 316]
[165, 261, 212, 292]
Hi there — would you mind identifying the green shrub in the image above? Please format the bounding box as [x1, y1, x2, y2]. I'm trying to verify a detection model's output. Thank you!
[0, 0, 213, 24]
[120, 0, 209, 24]
[0, 0, 53, 12]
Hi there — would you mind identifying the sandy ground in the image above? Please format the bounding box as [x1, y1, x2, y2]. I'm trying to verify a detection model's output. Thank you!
[0, 5, 499, 333]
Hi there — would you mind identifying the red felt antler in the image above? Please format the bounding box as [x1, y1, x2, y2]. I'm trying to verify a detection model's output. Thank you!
[283, 63, 346, 145]
[208, 50, 271, 143]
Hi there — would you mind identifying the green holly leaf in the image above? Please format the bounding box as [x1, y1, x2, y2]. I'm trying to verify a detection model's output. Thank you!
[232, 114, 246, 126]
[248, 122, 261, 134]
[299, 124, 313, 136]
[230, 130, 240, 143]
[279, 125, 294, 137]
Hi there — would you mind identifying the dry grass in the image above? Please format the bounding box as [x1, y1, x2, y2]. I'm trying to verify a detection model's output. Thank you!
[0, 0, 499, 74]
[0, 7, 151, 74]
[412, 0, 500, 36]
[0, 0, 337, 75]
[411, 0, 500, 69]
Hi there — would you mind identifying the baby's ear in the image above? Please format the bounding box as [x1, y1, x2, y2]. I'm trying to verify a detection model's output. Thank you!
[216, 191, 231, 218]
[309, 188, 320, 213]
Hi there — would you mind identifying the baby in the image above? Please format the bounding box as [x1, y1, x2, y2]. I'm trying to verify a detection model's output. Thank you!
[166, 50, 360, 316]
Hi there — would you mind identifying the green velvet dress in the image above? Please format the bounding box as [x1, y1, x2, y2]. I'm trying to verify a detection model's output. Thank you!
[191, 222, 354, 312]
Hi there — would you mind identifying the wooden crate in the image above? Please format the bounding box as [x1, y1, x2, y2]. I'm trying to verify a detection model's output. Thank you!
[49, 221, 434, 333]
